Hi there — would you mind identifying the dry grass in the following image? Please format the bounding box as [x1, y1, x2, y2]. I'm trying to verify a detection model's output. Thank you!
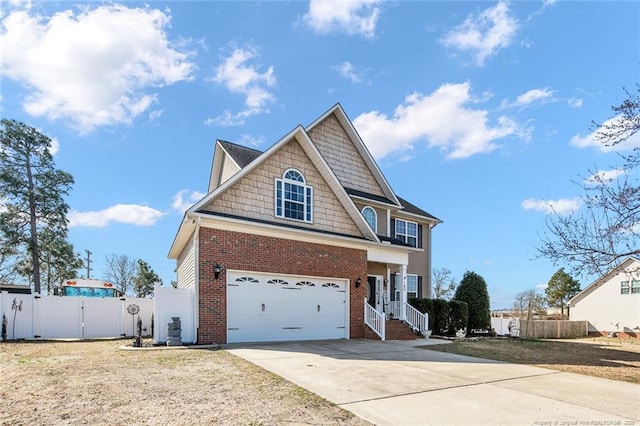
[425, 336, 640, 383]
[0, 339, 370, 426]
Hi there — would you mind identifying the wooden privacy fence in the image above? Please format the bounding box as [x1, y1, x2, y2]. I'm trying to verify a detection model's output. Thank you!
[519, 320, 588, 339]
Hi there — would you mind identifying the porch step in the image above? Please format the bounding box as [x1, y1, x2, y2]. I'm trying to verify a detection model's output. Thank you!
[364, 319, 422, 341]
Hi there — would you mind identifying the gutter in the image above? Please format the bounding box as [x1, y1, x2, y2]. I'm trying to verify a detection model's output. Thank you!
[193, 215, 200, 344]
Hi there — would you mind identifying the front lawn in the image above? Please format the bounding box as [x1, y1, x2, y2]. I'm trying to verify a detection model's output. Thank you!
[424, 337, 640, 383]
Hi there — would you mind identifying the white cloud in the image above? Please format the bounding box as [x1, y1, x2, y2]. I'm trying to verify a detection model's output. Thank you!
[238, 134, 265, 148]
[303, 0, 381, 38]
[514, 88, 554, 107]
[333, 61, 364, 83]
[148, 109, 164, 122]
[567, 97, 583, 108]
[49, 137, 59, 156]
[521, 198, 582, 215]
[0, 5, 195, 133]
[171, 190, 206, 213]
[353, 82, 522, 160]
[570, 115, 640, 152]
[585, 168, 625, 184]
[207, 46, 276, 126]
[441, 1, 518, 66]
[69, 204, 164, 227]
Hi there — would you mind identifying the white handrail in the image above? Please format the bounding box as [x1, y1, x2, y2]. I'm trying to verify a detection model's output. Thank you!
[405, 303, 428, 335]
[364, 298, 385, 341]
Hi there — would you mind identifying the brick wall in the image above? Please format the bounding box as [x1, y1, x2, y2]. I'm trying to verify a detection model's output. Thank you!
[197, 226, 368, 344]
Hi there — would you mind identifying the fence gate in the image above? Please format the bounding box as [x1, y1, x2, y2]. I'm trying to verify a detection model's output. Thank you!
[1, 291, 153, 340]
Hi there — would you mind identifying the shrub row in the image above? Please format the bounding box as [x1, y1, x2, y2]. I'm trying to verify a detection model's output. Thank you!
[409, 298, 469, 336]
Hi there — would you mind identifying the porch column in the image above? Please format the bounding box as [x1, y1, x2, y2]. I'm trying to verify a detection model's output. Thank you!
[385, 267, 391, 315]
[400, 263, 408, 321]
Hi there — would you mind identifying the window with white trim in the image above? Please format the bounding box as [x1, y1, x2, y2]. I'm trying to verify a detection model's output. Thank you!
[275, 169, 313, 222]
[395, 218, 418, 247]
[407, 274, 418, 299]
[362, 206, 377, 232]
[631, 280, 640, 294]
[621, 281, 630, 294]
[394, 274, 418, 300]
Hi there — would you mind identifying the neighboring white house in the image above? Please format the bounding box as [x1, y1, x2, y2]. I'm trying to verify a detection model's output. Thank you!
[569, 256, 640, 336]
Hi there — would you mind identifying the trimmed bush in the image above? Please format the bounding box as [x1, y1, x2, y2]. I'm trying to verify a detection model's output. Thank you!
[431, 299, 450, 335]
[448, 300, 468, 334]
[410, 298, 468, 336]
[453, 271, 491, 332]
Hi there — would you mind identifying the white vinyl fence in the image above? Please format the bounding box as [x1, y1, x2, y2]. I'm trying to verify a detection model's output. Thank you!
[491, 317, 520, 337]
[153, 285, 196, 344]
[1, 291, 153, 340]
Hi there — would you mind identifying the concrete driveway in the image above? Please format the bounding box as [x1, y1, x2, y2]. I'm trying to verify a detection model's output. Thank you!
[227, 339, 640, 425]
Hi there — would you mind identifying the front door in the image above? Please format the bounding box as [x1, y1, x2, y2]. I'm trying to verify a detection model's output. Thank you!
[367, 276, 383, 312]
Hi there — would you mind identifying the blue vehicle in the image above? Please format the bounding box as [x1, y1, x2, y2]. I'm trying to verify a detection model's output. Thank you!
[56, 279, 122, 298]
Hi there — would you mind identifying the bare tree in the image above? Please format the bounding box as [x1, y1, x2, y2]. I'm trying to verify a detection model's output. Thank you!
[513, 288, 546, 320]
[538, 84, 640, 277]
[104, 254, 136, 296]
[432, 267, 457, 300]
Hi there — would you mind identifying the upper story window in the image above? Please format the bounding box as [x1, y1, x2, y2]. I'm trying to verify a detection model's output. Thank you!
[621, 281, 630, 294]
[395, 218, 418, 247]
[362, 206, 377, 232]
[275, 169, 313, 222]
[631, 280, 640, 294]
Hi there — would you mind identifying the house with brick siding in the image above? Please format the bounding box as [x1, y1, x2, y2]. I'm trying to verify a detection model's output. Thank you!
[168, 104, 441, 344]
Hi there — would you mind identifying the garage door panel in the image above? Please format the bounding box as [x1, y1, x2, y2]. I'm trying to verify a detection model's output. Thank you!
[227, 271, 347, 343]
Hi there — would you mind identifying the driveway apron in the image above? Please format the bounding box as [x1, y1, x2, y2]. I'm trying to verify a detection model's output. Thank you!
[227, 339, 640, 425]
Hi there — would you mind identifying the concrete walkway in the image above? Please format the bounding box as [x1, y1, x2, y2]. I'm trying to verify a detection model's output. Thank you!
[227, 339, 640, 425]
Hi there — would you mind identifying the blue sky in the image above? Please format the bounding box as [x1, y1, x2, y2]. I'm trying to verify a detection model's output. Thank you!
[1, 1, 638, 308]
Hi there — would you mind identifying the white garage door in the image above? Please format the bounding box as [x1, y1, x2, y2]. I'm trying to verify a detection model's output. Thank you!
[227, 270, 348, 343]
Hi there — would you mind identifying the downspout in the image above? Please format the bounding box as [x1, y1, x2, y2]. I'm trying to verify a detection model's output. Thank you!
[426, 223, 433, 299]
[193, 216, 201, 344]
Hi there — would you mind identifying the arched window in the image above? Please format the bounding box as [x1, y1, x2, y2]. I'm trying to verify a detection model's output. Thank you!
[275, 169, 313, 222]
[362, 206, 377, 232]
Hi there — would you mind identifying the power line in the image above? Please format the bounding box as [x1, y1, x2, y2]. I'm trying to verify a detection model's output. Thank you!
[85, 249, 92, 279]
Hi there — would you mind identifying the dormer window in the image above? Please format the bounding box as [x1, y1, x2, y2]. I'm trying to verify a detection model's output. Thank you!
[275, 169, 313, 222]
[362, 206, 377, 232]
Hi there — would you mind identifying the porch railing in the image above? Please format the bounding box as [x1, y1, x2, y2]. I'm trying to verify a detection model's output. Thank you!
[364, 298, 385, 341]
[387, 301, 401, 319]
[405, 303, 429, 335]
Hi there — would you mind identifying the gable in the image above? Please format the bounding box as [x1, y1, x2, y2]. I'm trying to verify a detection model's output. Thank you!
[571, 257, 640, 304]
[208, 140, 262, 192]
[308, 113, 388, 198]
[200, 136, 366, 238]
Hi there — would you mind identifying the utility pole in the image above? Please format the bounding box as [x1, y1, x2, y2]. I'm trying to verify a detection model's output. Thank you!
[85, 249, 92, 279]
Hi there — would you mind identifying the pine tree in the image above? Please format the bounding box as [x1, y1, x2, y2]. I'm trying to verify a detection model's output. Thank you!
[0, 119, 75, 293]
[545, 268, 580, 319]
[133, 260, 162, 298]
